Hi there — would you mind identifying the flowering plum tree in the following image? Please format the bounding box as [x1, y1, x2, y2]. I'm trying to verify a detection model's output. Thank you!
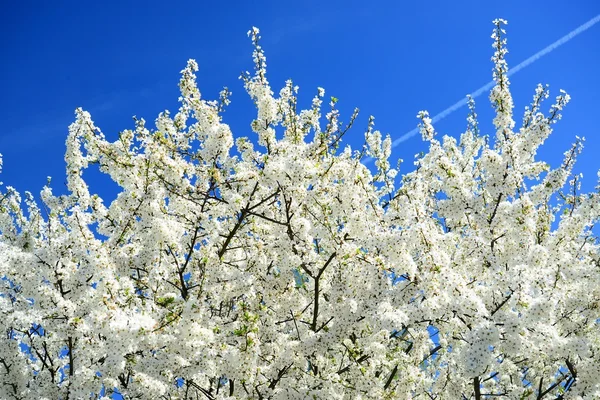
[1, 20, 599, 399]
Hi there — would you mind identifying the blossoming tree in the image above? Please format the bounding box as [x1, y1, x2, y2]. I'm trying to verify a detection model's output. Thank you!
[1, 20, 599, 399]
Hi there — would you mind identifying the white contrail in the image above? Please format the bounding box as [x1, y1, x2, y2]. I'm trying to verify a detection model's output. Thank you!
[391, 14, 600, 147]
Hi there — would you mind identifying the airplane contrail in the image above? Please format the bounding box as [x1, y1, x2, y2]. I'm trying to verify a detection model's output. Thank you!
[391, 14, 600, 147]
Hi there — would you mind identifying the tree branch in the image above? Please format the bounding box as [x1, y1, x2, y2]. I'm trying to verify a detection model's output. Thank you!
[311, 252, 337, 331]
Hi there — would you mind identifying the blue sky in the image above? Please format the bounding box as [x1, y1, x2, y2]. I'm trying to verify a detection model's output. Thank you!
[1, 1, 599, 202]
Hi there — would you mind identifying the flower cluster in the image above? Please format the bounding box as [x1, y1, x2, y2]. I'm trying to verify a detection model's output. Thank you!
[1, 21, 599, 399]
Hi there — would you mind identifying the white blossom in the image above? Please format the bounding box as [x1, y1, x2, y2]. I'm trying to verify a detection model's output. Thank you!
[1, 20, 599, 400]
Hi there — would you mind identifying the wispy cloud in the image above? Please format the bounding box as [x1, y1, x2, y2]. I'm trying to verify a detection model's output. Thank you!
[391, 14, 600, 147]
[0, 117, 72, 151]
[0, 83, 169, 152]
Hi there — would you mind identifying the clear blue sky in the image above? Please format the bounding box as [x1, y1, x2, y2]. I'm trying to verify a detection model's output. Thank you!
[1, 1, 599, 202]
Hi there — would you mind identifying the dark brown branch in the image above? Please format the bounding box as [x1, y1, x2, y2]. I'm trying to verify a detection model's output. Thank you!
[565, 358, 577, 379]
[67, 336, 74, 376]
[152, 309, 184, 332]
[268, 364, 293, 390]
[537, 372, 570, 399]
[537, 377, 544, 400]
[229, 378, 234, 396]
[217, 182, 258, 258]
[487, 193, 503, 225]
[422, 345, 442, 364]
[474, 376, 481, 400]
[290, 310, 301, 341]
[181, 225, 202, 273]
[315, 316, 334, 333]
[491, 289, 513, 316]
[311, 252, 337, 331]
[384, 364, 398, 390]
[338, 353, 371, 376]
[246, 210, 287, 226]
[217, 183, 280, 259]
[217, 209, 247, 259]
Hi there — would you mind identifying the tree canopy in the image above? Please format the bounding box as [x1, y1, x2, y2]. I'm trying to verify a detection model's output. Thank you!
[1, 20, 599, 399]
